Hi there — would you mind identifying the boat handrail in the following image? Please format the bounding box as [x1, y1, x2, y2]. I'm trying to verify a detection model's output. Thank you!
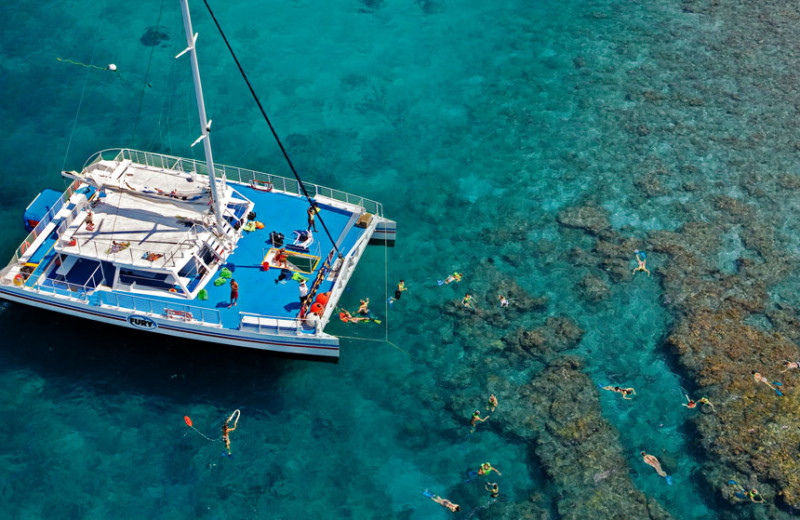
[96, 291, 223, 326]
[55, 207, 202, 271]
[85, 148, 384, 218]
[317, 216, 380, 328]
[237, 311, 310, 336]
[30, 261, 104, 301]
[7, 178, 82, 266]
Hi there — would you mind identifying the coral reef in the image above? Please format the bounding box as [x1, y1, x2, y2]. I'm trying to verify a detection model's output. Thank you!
[556, 202, 800, 518]
[504, 357, 672, 520]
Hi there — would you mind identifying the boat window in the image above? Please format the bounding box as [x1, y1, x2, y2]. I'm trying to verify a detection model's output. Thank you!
[119, 268, 174, 290]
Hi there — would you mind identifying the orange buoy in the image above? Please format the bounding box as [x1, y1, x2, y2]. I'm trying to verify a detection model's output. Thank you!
[315, 292, 330, 305]
[310, 302, 323, 314]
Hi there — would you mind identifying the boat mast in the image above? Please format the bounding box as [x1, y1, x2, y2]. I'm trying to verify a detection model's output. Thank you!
[178, 0, 226, 235]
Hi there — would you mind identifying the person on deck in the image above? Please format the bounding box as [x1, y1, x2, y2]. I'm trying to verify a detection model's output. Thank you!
[228, 279, 239, 308]
[299, 280, 309, 304]
[307, 203, 319, 232]
[275, 248, 289, 269]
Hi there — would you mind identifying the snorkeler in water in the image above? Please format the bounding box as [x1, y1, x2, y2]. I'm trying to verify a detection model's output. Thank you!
[462, 293, 474, 309]
[641, 451, 667, 478]
[780, 360, 800, 373]
[477, 462, 501, 477]
[632, 250, 651, 277]
[752, 371, 783, 395]
[487, 394, 498, 413]
[357, 298, 371, 317]
[425, 492, 460, 513]
[443, 272, 463, 285]
[470, 410, 489, 430]
[684, 394, 716, 412]
[697, 397, 715, 411]
[600, 385, 636, 400]
[485, 482, 499, 498]
[728, 479, 765, 503]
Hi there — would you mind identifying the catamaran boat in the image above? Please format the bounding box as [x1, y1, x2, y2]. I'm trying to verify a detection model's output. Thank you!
[0, 1, 395, 360]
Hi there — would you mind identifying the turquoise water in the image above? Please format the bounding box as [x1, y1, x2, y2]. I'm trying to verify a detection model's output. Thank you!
[3, 0, 799, 518]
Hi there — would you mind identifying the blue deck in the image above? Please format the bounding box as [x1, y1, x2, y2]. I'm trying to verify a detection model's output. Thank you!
[28, 184, 366, 329]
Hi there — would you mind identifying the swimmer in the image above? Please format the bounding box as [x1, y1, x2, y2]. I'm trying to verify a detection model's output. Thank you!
[729, 479, 765, 503]
[752, 371, 782, 395]
[222, 410, 240, 456]
[338, 308, 367, 323]
[697, 397, 716, 412]
[640, 451, 667, 478]
[781, 360, 800, 373]
[485, 482, 499, 498]
[487, 394, 498, 413]
[477, 462, 501, 476]
[357, 298, 370, 316]
[470, 410, 489, 428]
[747, 488, 765, 503]
[462, 293, 474, 309]
[429, 494, 460, 513]
[632, 249, 651, 277]
[682, 394, 697, 409]
[600, 385, 636, 400]
[444, 272, 463, 284]
[498, 295, 509, 308]
[395, 280, 407, 300]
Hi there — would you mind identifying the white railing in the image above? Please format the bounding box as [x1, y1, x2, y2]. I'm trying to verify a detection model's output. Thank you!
[57, 212, 201, 270]
[32, 262, 104, 300]
[90, 148, 385, 217]
[8, 178, 82, 266]
[97, 291, 222, 326]
[237, 312, 308, 336]
[318, 217, 380, 329]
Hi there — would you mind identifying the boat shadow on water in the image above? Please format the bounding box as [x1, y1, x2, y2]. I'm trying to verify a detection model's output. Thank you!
[0, 302, 303, 406]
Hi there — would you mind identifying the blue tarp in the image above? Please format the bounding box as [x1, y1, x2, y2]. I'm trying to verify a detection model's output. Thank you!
[23, 189, 62, 232]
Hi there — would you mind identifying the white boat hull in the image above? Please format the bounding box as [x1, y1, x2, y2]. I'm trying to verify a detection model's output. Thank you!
[0, 286, 340, 359]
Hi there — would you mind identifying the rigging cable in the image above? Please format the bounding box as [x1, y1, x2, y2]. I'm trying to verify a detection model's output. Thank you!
[132, 0, 167, 144]
[200, 0, 341, 257]
[61, 45, 99, 174]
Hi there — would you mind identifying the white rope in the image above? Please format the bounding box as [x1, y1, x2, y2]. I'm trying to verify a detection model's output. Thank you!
[61, 46, 98, 174]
